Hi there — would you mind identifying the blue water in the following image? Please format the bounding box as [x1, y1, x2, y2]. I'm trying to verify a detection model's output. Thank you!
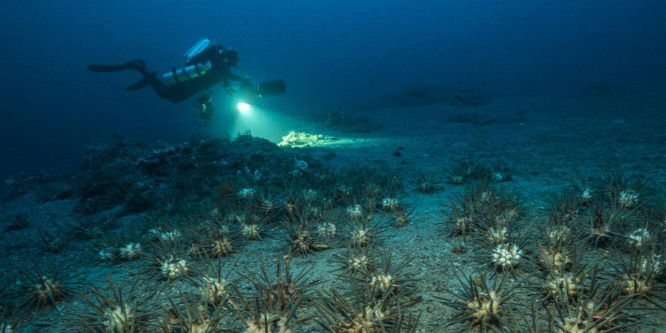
[1, 0, 665, 189]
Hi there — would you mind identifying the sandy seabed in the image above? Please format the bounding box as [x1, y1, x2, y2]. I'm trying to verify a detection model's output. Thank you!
[2, 91, 666, 332]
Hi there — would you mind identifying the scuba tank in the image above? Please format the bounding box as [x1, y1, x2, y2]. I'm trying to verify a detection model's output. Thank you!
[162, 38, 214, 86]
[184, 38, 211, 62]
[162, 61, 212, 86]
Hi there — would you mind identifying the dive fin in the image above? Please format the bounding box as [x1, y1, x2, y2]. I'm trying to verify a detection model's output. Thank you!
[124, 71, 157, 91]
[87, 60, 146, 73]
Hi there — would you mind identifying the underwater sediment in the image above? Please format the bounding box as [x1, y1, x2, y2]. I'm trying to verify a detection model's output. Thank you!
[2, 123, 666, 332]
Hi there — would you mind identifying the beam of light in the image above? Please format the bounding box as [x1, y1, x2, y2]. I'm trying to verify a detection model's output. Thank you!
[237, 102, 251, 115]
[219, 97, 378, 148]
[228, 103, 276, 138]
[220, 100, 377, 149]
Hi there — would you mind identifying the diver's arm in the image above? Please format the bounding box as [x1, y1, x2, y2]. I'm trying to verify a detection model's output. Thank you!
[222, 75, 251, 97]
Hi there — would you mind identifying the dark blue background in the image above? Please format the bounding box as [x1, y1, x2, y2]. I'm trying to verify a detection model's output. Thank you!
[1, 0, 665, 184]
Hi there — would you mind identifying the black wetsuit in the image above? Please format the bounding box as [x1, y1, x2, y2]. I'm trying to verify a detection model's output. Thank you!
[88, 44, 242, 103]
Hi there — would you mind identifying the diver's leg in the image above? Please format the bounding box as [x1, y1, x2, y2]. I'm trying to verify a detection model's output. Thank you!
[121, 69, 180, 103]
[145, 76, 174, 100]
[88, 59, 156, 91]
[89, 60, 181, 102]
[124, 70, 157, 91]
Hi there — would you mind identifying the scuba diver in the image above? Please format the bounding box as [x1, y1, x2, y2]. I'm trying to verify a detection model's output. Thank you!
[87, 38, 285, 120]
